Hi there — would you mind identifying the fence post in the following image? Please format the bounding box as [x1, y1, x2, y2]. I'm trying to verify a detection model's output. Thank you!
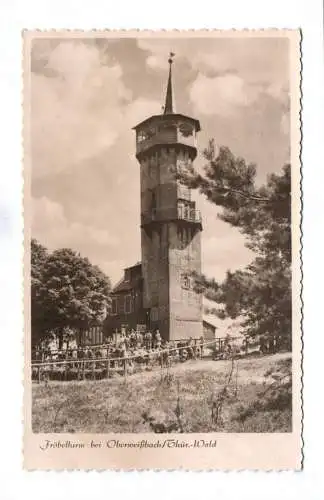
[38, 351, 44, 383]
[82, 359, 85, 380]
[106, 349, 110, 379]
[91, 357, 95, 380]
[123, 356, 127, 380]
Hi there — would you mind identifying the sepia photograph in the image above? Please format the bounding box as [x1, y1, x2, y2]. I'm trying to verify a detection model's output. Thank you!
[24, 31, 301, 467]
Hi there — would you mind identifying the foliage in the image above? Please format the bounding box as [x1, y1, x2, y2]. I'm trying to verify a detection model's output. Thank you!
[31, 239, 111, 347]
[178, 142, 292, 343]
[234, 356, 292, 424]
[31, 239, 50, 347]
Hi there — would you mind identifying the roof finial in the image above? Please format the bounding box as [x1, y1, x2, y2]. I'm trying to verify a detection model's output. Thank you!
[168, 51, 175, 65]
[164, 52, 175, 114]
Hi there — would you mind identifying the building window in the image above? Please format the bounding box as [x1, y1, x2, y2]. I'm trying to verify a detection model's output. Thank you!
[125, 295, 132, 314]
[111, 297, 118, 315]
[118, 295, 125, 314]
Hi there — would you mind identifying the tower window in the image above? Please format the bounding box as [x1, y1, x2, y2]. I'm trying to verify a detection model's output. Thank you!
[146, 126, 156, 139]
[138, 130, 147, 143]
[178, 184, 191, 200]
[179, 123, 194, 137]
[181, 274, 191, 290]
[159, 227, 163, 248]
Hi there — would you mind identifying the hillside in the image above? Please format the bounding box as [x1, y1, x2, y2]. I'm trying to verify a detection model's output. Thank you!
[32, 352, 292, 433]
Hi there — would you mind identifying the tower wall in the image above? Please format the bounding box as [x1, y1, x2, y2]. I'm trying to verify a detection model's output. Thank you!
[140, 150, 175, 340]
[168, 223, 203, 340]
[137, 112, 203, 341]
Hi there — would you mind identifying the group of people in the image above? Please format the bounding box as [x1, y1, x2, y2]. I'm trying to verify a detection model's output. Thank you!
[115, 329, 206, 361]
[32, 330, 207, 381]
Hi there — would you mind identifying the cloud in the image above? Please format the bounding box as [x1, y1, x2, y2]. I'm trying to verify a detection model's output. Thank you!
[201, 214, 254, 282]
[265, 82, 289, 104]
[137, 37, 289, 79]
[32, 196, 119, 248]
[189, 70, 290, 118]
[189, 73, 262, 117]
[137, 37, 290, 119]
[280, 111, 290, 136]
[137, 39, 187, 70]
[145, 54, 166, 70]
[31, 40, 132, 179]
[32, 196, 123, 282]
[125, 97, 161, 125]
[30, 37, 290, 290]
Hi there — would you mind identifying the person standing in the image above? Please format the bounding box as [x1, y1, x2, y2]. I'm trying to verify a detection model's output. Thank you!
[145, 330, 152, 350]
[154, 329, 162, 350]
[199, 336, 204, 359]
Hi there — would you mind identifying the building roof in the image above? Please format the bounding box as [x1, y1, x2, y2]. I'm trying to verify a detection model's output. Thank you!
[132, 113, 201, 132]
[111, 262, 143, 294]
[112, 280, 136, 293]
[203, 312, 245, 339]
[126, 262, 141, 270]
[203, 316, 218, 329]
[133, 53, 200, 131]
[164, 53, 175, 114]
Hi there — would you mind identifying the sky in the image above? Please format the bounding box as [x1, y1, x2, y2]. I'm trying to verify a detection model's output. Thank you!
[30, 35, 290, 285]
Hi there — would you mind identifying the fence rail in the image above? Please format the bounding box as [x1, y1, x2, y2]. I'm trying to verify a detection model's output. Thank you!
[31, 339, 234, 383]
[32, 337, 243, 360]
[32, 342, 113, 359]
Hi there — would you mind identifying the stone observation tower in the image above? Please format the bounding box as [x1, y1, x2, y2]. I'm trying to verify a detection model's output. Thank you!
[133, 54, 203, 341]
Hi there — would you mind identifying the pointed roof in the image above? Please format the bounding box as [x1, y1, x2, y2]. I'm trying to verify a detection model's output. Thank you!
[132, 51, 201, 132]
[164, 52, 175, 114]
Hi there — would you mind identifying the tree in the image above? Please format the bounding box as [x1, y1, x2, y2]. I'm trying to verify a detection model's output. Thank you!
[31, 241, 111, 348]
[31, 239, 49, 347]
[178, 142, 292, 346]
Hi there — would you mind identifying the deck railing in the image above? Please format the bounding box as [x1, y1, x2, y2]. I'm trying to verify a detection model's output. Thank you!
[141, 207, 202, 225]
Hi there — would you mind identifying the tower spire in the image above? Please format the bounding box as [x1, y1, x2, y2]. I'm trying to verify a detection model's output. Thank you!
[164, 52, 175, 114]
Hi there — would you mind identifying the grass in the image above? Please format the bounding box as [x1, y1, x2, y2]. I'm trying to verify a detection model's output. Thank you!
[32, 353, 292, 433]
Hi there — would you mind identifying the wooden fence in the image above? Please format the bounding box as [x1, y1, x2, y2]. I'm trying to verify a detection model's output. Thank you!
[31, 339, 235, 384]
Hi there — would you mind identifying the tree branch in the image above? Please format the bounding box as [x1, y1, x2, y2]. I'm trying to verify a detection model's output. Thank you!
[220, 187, 274, 203]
